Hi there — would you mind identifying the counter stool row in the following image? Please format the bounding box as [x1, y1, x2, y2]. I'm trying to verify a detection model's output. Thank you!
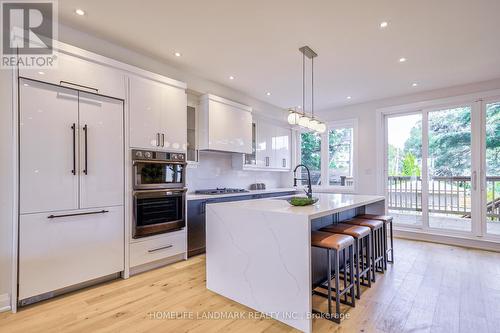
[311, 214, 394, 324]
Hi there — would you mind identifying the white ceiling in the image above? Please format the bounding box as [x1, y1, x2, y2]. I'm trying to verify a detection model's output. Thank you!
[59, 0, 500, 111]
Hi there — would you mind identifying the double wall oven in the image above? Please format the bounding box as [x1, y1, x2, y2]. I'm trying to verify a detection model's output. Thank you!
[132, 149, 186, 238]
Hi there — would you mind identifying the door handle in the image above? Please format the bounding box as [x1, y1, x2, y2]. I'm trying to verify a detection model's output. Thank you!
[156, 133, 160, 147]
[265, 156, 270, 167]
[71, 123, 76, 175]
[282, 158, 286, 168]
[60, 80, 99, 93]
[48, 210, 109, 219]
[162, 133, 165, 147]
[83, 124, 88, 175]
[148, 245, 173, 253]
[472, 171, 477, 191]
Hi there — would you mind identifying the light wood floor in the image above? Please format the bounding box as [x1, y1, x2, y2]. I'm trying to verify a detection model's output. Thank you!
[1, 238, 500, 333]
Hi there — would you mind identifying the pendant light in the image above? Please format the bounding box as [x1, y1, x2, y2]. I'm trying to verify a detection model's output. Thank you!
[287, 46, 326, 133]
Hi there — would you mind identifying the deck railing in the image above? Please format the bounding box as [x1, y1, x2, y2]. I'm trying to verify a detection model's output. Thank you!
[387, 176, 500, 221]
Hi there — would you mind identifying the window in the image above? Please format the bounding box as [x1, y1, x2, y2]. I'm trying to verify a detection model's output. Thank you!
[299, 119, 357, 190]
[329, 127, 353, 186]
[300, 132, 321, 185]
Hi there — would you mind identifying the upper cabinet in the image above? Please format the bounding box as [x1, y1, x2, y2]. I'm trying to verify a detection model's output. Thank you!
[198, 94, 252, 154]
[129, 75, 187, 152]
[19, 51, 126, 99]
[233, 119, 292, 171]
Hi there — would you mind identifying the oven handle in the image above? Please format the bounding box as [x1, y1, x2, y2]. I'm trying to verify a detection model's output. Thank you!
[148, 245, 173, 253]
[132, 160, 186, 166]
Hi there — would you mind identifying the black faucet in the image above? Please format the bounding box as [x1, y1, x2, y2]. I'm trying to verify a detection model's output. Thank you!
[293, 164, 313, 199]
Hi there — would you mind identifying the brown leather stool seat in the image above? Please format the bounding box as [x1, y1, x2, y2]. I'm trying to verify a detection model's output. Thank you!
[321, 223, 370, 238]
[357, 214, 394, 264]
[311, 231, 354, 250]
[319, 223, 372, 299]
[311, 231, 355, 323]
[344, 218, 385, 281]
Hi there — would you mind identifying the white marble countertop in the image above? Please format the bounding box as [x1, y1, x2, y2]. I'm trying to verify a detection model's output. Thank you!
[208, 193, 385, 219]
[186, 187, 297, 201]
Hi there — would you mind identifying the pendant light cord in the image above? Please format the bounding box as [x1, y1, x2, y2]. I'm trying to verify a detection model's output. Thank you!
[302, 52, 305, 116]
[311, 57, 314, 119]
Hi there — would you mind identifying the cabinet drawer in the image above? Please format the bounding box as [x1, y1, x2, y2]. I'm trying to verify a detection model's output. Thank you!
[19, 206, 124, 300]
[19, 52, 126, 99]
[130, 232, 186, 267]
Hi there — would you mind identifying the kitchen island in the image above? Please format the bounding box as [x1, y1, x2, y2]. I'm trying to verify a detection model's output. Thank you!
[205, 193, 385, 333]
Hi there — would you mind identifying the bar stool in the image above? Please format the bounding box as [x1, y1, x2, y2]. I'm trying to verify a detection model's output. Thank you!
[319, 223, 372, 299]
[357, 214, 394, 265]
[311, 231, 355, 324]
[344, 218, 385, 281]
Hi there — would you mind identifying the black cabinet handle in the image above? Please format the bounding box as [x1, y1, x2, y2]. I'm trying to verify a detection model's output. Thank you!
[71, 123, 76, 175]
[60, 80, 98, 93]
[48, 210, 109, 219]
[156, 133, 160, 147]
[162, 133, 165, 147]
[83, 124, 88, 175]
[148, 245, 173, 253]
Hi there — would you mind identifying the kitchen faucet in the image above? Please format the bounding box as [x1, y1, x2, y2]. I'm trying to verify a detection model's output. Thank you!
[293, 164, 313, 198]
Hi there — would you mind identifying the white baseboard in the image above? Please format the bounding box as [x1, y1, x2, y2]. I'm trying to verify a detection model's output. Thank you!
[0, 293, 11, 313]
[394, 229, 500, 252]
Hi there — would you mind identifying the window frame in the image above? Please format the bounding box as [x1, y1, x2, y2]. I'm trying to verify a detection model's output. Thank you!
[296, 118, 358, 193]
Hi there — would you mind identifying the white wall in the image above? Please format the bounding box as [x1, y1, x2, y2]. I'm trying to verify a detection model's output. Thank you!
[187, 152, 284, 190]
[317, 78, 500, 195]
[0, 69, 13, 307]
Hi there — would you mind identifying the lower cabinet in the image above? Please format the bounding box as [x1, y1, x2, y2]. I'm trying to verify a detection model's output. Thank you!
[18, 206, 124, 300]
[129, 231, 186, 267]
[187, 191, 296, 257]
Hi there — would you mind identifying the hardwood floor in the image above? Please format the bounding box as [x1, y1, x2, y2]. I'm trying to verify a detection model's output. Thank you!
[1, 238, 499, 333]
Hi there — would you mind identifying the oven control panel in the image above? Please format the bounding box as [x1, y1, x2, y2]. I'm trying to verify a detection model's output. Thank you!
[132, 149, 185, 162]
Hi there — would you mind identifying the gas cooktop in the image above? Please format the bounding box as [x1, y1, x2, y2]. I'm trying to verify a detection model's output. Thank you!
[195, 188, 250, 195]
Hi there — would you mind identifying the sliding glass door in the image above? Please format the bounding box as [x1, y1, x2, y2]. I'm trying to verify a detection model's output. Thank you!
[386, 113, 423, 227]
[427, 106, 472, 232]
[485, 101, 500, 236]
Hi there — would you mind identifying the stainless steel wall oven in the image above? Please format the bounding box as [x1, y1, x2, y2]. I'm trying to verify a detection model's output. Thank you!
[132, 150, 186, 238]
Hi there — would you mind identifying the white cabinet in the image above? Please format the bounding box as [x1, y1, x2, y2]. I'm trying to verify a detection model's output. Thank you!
[19, 206, 124, 300]
[19, 78, 125, 300]
[79, 93, 124, 209]
[19, 51, 126, 99]
[20, 80, 79, 214]
[130, 231, 186, 268]
[198, 94, 252, 154]
[233, 119, 291, 171]
[19, 80, 124, 214]
[129, 75, 187, 152]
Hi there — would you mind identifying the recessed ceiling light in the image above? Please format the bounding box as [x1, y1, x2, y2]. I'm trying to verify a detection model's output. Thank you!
[266, 92, 271, 96]
[75, 9, 85, 16]
[38, 71, 45, 75]
[229, 76, 235, 80]
[380, 21, 389, 28]
[174, 52, 182, 57]
[399, 57, 407, 63]
[347, 96, 352, 100]
[412, 82, 418, 87]
[297, 105, 302, 109]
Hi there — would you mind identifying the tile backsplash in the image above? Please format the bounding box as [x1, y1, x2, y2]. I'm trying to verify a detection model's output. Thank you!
[186, 151, 286, 191]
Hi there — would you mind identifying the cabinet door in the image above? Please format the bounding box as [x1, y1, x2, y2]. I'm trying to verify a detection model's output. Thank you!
[256, 121, 274, 168]
[79, 93, 124, 209]
[208, 100, 252, 154]
[273, 126, 291, 169]
[19, 52, 125, 99]
[161, 85, 187, 151]
[19, 79, 79, 214]
[129, 75, 163, 149]
[19, 206, 124, 300]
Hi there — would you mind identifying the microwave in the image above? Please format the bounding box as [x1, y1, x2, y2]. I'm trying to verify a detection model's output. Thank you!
[132, 150, 186, 190]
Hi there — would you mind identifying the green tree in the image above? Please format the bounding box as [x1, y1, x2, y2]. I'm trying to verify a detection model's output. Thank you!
[401, 153, 421, 176]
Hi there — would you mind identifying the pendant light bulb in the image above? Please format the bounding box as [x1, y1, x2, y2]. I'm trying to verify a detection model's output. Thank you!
[309, 119, 320, 131]
[298, 116, 311, 128]
[287, 111, 301, 125]
[316, 122, 326, 133]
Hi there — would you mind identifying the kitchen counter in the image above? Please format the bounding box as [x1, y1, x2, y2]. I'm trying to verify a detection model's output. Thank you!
[186, 187, 297, 201]
[205, 193, 385, 333]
